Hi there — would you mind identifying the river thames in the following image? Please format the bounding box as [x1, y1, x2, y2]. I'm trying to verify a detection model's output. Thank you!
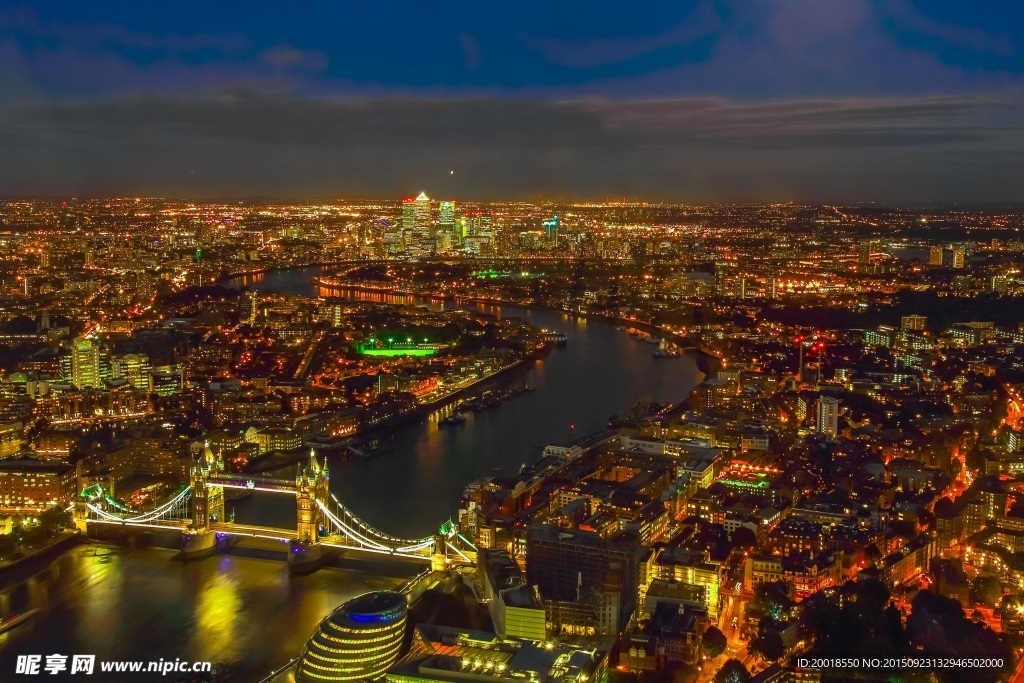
[0, 266, 703, 681]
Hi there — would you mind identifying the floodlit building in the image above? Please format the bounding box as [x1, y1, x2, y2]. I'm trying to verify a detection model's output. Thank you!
[295, 591, 407, 683]
[386, 625, 595, 683]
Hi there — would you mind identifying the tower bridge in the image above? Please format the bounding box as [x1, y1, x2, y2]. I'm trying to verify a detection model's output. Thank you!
[73, 445, 476, 572]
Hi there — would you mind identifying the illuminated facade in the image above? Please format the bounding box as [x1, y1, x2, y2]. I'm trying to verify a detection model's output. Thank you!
[0, 459, 77, 513]
[387, 624, 595, 683]
[70, 336, 103, 389]
[296, 591, 408, 682]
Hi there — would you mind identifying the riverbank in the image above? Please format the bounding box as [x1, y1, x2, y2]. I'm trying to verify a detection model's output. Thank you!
[314, 278, 721, 375]
[246, 345, 547, 473]
[0, 532, 83, 582]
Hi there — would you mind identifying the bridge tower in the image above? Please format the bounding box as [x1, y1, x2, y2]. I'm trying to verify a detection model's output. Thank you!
[431, 533, 447, 572]
[72, 497, 90, 534]
[290, 449, 328, 573]
[182, 442, 224, 558]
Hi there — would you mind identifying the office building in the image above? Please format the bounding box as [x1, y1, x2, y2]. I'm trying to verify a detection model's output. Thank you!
[901, 315, 927, 331]
[543, 215, 559, 240]
[951, 247, 966, 269]
[112, 354, 152, 392]
[239, 289, 260, 324]
[439, 201, 455, 230]
[649, 548, 722, 619]
[929, 246, 944, 266]
[713, 262, 728, 295]
[858, 239, 874, 266]
[402, 197, 417, 232]
[70, 337, 103, 389]
[478, 549, 546, 640]
[816, 396, 840, 438]
[295, 591, 407, 683]
[414, 192, 432, 247]
[525, 523, 647, 636]
[0, 459, 77, 513]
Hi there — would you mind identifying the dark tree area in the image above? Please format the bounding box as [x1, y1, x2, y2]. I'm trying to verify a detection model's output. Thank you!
[702, 626, 727, 659]
[800, 580, 1011, 683]
[713, 659, 749, 683]
[749, 632, 784, 662]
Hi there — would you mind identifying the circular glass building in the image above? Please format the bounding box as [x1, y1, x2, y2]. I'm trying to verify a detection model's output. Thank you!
[295, 591, 407, 682]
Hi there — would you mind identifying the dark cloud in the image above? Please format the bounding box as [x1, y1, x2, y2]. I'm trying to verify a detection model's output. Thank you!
[1, 93, 1022, 202]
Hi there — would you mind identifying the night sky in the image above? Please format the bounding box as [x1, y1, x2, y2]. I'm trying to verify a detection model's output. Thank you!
[2, 1, 1023, 202]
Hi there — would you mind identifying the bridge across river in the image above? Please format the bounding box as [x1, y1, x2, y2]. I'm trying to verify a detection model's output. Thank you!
[74, 445, 476, 571]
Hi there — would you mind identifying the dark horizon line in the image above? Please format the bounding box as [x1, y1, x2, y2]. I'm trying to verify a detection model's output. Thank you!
[5, 194, 1024, 212]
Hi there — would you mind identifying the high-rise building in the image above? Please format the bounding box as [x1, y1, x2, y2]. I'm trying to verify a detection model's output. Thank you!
[543, 215, 559, 240]
[816, 396, 839, 439]
[713, 262, 728, 295]
[294, 591, 407, 683]
[439, 201, 456, 248]
[525, 523, 647, 635]
[929, 246, 945, 266]
[239, 289, 260, 325]
[951, 247, 966, 269]
[112, 354, 153, 392]
[858, 240, 874, 266]
[901, 315, 927, 331]
[70, 337, 102, 389]
[414, 191, 431, 244]
[401, 197, 416, 233]
[439, 200, 454, 228]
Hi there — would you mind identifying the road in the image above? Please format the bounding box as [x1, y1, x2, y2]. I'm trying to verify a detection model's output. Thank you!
[700, 590, 755, 683]
[294, 329, 326, 379]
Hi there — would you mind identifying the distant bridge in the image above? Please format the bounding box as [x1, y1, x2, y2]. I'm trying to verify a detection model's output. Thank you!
[74, 447, 476, 571]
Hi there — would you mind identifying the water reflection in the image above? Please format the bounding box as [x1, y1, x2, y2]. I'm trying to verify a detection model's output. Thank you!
[0, 545, 413, 680]
[194, 570, 241, 662]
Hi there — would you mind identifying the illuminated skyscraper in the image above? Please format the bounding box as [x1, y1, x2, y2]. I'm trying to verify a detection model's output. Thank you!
[414, 191, 431, 238]
[816, 396, 839, 439]
[401, 197, 416, 233]
[929, 246, 944, 266]
[439, 200, 454, 228]
[439, 201, 455, 248]
[543, 215, 559, 240]
[951, 247, 966, 269]
[70, 337, 102, 389]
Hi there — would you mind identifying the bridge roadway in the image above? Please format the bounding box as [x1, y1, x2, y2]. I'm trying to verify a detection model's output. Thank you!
[207, 522, 434, 560]
[90, 517, 433, 561]
[207, 474, 297, 493]
[210, 521, 297, 540]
